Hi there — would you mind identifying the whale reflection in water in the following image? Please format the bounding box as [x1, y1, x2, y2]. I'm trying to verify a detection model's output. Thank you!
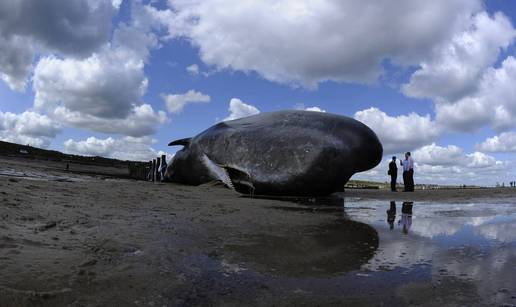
[224, 219, 379, 277]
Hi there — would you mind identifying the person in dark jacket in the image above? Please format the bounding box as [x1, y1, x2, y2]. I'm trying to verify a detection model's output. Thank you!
[388, 156, 398, 191]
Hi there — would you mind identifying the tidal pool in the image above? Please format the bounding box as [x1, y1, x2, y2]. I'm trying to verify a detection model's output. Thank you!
[216, 200, 516, 306]
[346, 201, 516, 304]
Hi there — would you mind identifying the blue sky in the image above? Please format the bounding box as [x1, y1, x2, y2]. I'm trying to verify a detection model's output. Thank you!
[1, 0, 516, 186]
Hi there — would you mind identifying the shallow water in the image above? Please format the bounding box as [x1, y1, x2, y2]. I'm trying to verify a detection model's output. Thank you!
[0, 166, 84, 182]
[347, 201, 516, 297]
[214, 200, 516, 305]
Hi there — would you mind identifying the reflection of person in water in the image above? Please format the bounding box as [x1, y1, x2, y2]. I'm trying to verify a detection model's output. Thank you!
[399, 202, 414, 234]
[386, 201, 396, 230]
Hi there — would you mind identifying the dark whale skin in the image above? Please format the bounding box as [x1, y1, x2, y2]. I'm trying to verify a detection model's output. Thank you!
[165, 110, 383, 196]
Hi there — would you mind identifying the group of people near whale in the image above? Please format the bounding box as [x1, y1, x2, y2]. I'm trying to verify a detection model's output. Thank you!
[388, 152, 415, 192]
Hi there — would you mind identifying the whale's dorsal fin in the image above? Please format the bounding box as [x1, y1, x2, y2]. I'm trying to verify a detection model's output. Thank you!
[168, 138, 191, 147]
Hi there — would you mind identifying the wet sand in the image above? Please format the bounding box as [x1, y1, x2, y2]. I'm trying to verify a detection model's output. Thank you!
[1, 157, 516, 306]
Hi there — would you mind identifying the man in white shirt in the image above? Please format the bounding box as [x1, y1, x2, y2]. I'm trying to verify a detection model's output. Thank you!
[400, 152, 414, 192]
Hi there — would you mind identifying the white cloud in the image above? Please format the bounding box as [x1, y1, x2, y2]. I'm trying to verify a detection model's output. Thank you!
[31, 2, 167, 137]
[398, 11, 516, 133]
[402, 12, 516, 102]
[154, 1, 516, 135]
[34, 50, 148, 119]
[0, 35, 34, 91]
[465, 151, 498, 168]
[0, 110, 61, 148]
[53, 105, 167, 137]
[435, 56, 516, 132]
[0, 0, 118, 91]
[160, 0, 481, 88]
[294, 103, 326, 112]
[224, 98, 260, 121]
[412, 143, 464, 166]
[476, 131, 516, 153]
[413, 144, 498, 169]
[161, 89, 210, 113]
[186, 64, 199, 75]
[64, 136, 172, 162]
[354, 107, 440, 154]
[0, 0, 117, 55]
[305, 106, 325, 112]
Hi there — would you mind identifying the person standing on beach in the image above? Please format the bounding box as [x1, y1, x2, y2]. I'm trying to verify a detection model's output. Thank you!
[388, 156, 398, 191]
[401, 152, 415, 192]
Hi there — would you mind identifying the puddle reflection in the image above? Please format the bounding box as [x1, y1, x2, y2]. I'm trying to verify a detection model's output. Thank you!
[225, 219, 378, 277]
[221, 199, 515, 305]
[349, 200, 516, 304]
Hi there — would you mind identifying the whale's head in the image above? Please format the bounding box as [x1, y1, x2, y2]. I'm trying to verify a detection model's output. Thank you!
[164, 138, 218, 185]
[325, 115, 383, 174]
[348, 120, 383, 173]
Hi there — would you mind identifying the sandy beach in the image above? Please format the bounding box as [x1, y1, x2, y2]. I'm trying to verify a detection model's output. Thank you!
[1, 156, 516, 306]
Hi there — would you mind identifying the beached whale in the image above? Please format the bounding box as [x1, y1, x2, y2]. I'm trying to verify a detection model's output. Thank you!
[164, 110, 382, 196]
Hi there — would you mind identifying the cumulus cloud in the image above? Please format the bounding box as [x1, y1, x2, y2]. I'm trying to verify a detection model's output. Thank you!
[160, 0, 481, 87]
[294, 103, 326, 112]
[0, 0, 117, 55]
[476, 131, 516, 153]
[161, 90, 210, 113]
[435, 56, 516, 132]
[186, 64, 199, 75]
[34, 50, 148, 119]
[0, 110, 61, 148]
[413, 143, 499, 169]
[0, 0, 118, 90]
[31, 2, 168, 137]
[402, 12, 516, 102]
[354, 107, 440, 154]
[153, 1, 516, 134]
[224, 98, 260, 121]
[399, 10, 516, 133]
[64, 136, 172, 162]
[0, 35, 34, 91]
[53, 105, 167, 137]
[412, 143, 464, 166]
[305, 106, 325, 112]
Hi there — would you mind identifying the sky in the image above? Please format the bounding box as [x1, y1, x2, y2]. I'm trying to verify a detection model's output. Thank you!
[1, 0, 516, 186]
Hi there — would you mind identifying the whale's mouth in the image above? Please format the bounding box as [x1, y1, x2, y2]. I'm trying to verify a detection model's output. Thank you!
[224, 166, 255, 195]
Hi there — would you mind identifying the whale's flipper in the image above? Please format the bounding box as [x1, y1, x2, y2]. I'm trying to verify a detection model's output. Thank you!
[168, 138, 191, 147]
[200, 154, 255, 194]
[201, 154, 235, 190]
